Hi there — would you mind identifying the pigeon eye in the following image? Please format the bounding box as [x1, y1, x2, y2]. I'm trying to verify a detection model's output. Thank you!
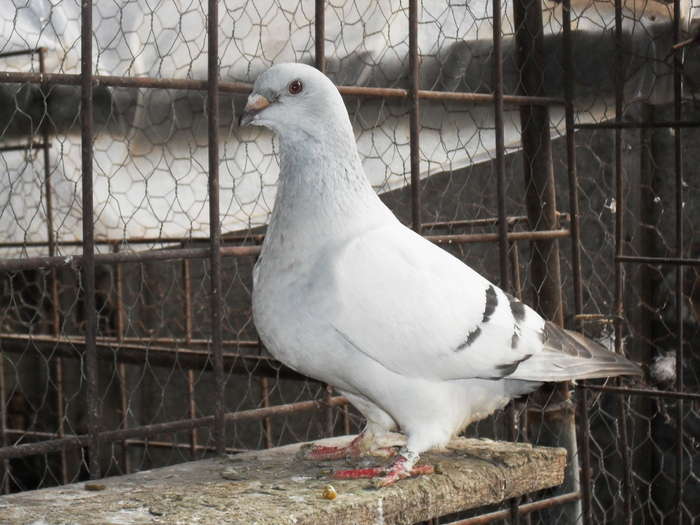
[288, 80, 303, 95]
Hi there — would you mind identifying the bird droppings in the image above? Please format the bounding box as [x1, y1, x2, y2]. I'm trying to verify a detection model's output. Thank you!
[0, 435, 566, 525]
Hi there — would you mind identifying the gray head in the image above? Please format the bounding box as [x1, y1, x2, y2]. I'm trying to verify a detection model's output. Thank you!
[238, 63, 353, 146]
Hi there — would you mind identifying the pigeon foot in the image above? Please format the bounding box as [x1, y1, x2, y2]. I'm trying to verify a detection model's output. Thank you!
[300, 431, 396, 461]
[330, 453, 435, 487]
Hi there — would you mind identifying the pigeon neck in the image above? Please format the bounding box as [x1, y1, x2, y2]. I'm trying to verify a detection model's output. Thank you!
[266, 136, 389, 249]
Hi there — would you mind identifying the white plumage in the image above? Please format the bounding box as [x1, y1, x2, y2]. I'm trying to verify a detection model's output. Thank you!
[239, 63, 642, 485]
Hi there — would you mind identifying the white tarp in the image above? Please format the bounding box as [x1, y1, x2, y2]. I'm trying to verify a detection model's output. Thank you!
[0, 0, 698, 253]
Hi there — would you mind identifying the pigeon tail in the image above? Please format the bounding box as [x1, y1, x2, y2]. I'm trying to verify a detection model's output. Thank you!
[508, 322, 643, 381]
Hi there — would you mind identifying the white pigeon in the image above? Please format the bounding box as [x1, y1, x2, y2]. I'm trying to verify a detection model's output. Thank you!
[239, 63, 642, 487]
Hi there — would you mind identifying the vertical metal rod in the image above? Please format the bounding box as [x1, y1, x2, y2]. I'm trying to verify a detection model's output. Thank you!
[314, 0, 334, 439]
[493, 0, 510, 293]
[408, 0, 422, 233]
[672, 0, 684, 521]
[80, 0, 100, 480]
[561, 0, 592, 522]
[513, 0, 564, 325]
[493, 1, 517, 521]
[343, 404, 351, 436]
[182, 256, 200, 459]
[512, 0, 580, 523]
[259, 375, 273, 449]
[314, 0, 326, 73]
[612, 0, 632, 521]
[39, 47, 69, 486]
[113, 248, 131, 474]
[0, 351, 8, 494]
[207, 0, 225, 456]
[322, 384, 334, 438]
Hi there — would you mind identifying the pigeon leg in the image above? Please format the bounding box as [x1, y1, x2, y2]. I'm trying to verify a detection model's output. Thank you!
[330, 448, 434, 487]
[300, 430, 396, 461]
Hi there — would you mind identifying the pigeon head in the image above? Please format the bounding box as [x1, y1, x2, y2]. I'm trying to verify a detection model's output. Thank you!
[238, 63, 353, 145]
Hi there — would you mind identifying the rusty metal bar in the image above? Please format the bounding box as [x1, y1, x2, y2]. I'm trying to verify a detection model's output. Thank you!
[0, 230, 573, 273]
[114, 250, 132, 475]
[672, 0, 685, 521]
[122, 440, 247, 454]
[512, 0, 580, 522]
[0, 350, 8, 494]
[0, 234, 263, 248]
[0, 396, 349, 461]
[0, 142, 49, 152]
[423, 215, 532, 230]
[0, 70, 563, 106]
[583, 385, 700, 402]
[560, 0, 591, 521]
[207, 0, 225, 457]
[321, 385, 334, 439]
[38, 46, 70, 487]
[0, 48, 45, 59]
[181, 256, 199, 460]
[493, 0, 518, 520]
[409, 0, 421, 233]
[445, 492, 582, 525]
[574, 121, 700, 129]
[428, 229, 570, 245]
[315, 0, 325, 73]
[80, 0, 100, 480]
[0, 428, 239, 455]
[493, 0, 510, 294]
[513, 0, 564, 325]
[315, 0, 334, 441]
[0, 245, 261, 274]
[0, 334, 306, 380]
[612, 0, 633, 520]
[259, 374, 274, 449]
[616, 255, 700, 266]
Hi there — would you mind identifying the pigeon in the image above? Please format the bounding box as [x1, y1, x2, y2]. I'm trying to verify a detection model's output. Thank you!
[239, 63, 643, 487]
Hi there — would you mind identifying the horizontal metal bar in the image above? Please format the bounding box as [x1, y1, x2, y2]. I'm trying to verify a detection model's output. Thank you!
[0, 142, 50, 152]
[0, 396, 349, 460]
[445, 492, 582, 524]
[0, 71, 251, 94]
[616, 255, 700, 267]
[0, 232, 263, 249]
[0, 49, 44, 59]
[423, 212, 570, 231]
[427, 229, 570, 245]
[122, 439, 247, 454]
[575, 121, 700, 130]
[1, 229, 571, 272]
[0, 334, 304, 380]
[0, 430, 247, 455]
[423, 215, 531, 230]
[0, 244, 261, 272]
[583, 384, 699, 401]
[2, 70, 563, 106]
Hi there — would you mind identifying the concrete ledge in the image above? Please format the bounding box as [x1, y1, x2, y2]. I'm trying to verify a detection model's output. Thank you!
[0, 434, 567, 525]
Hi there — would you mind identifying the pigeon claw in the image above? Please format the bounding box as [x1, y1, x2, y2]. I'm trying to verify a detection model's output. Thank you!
[330, 455, 435, 487]
[300, 431, 397, 461]
[300, 433, 366, 461]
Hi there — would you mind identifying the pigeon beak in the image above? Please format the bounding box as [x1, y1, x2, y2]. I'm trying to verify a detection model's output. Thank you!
[239, 94, 270, 127]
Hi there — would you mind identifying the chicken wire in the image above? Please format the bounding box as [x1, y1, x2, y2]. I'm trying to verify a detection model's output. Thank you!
[0, 0, 698, 524]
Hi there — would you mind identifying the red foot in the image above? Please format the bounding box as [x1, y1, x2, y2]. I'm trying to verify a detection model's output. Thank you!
[300, 433, 366, 461]
[331, 454, 435, 487]
[300, 432, 397, 461]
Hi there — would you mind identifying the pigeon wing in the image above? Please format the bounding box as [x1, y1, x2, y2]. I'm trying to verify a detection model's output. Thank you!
[327, 223, 544, 381]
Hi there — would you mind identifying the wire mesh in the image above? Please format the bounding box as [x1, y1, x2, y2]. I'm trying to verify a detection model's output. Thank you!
[0, 0, 698, 523]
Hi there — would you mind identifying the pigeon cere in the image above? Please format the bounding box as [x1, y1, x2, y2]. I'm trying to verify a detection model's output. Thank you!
[238, 63, 643, 488]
